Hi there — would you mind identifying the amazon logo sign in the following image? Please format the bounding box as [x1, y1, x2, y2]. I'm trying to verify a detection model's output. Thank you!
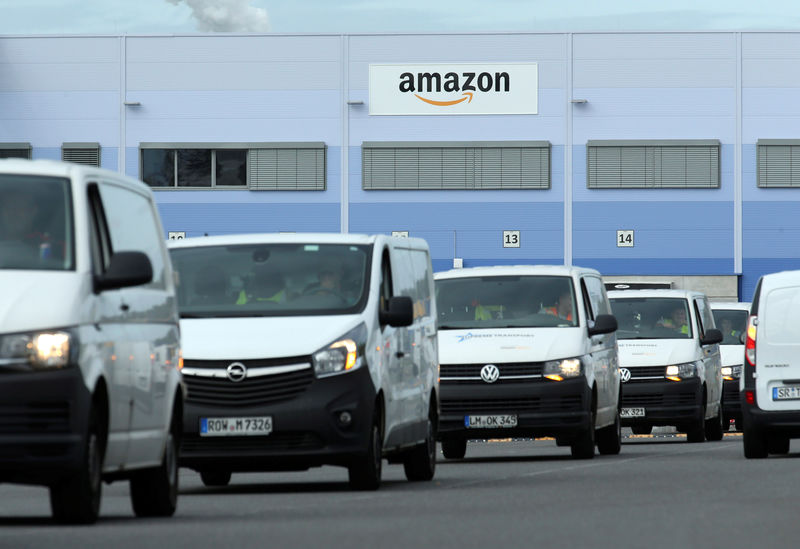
[369, 63, 538, 116]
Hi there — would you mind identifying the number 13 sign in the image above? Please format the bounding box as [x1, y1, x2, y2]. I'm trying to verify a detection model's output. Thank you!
[503, 230, 520, 248]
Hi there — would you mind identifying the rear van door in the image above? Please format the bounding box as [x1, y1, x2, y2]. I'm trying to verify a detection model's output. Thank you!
[756, 282, 800, 411]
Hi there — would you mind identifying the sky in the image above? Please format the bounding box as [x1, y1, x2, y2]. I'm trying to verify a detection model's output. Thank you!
[2, 0, 800, 35]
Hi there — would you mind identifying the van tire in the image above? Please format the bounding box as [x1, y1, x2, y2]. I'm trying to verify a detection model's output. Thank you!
[743, 425, 768, 458]
[571, 409, 596, 460]
[49, 406, 104, 524]
[130, 413, 179, 517]
[348, 411, 382, 491]
[767, 436, 790, 455]
[596, 411, 621, 455]
[200, 471, 232, 487]
[704, 405, 724, 441]
[403, 412, 436, 482]
[441, 438, 467, 459]
[631, 425, 652, 435]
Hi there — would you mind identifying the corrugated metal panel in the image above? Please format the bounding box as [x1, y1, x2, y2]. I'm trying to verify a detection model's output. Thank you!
[363, 142, 550, 190]
[62, 143, 100, 167]
[249, 146, 325, 191]
[757, 141, 800, 188]
[587, 141, 719, 189]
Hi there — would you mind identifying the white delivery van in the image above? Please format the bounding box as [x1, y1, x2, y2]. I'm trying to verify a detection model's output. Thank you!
[168, 233, 438, 490]
[609, 289, 723, 442]
[741, 271, 800, 458]
[710, 301, 750, 431]
[435, 265, 620, 460]
[0, 160, 183, 523]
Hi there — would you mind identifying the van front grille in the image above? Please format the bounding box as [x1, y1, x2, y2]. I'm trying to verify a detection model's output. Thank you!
[621, 393, 697, 407]
[0, 403, 70, 434]
[441, 395, 583, 415]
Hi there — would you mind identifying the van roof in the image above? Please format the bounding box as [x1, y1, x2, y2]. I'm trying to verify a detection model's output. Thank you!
[710, 301, 751, 311]
[434, 264, 600, 280]
[0, 158, 149, 191]
[607, 289, 708, 300]
[167, 232, 429, 250]
[757, 269, 800, 289]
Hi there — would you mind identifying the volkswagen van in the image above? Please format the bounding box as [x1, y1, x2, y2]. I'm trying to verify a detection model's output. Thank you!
[710, 301, 750, 431]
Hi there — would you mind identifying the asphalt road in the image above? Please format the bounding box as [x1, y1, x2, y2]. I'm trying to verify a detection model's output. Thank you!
[1, 432, 797, 549]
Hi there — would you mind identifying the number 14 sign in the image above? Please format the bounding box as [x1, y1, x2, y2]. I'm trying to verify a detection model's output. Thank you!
[617, 230, 634, 247]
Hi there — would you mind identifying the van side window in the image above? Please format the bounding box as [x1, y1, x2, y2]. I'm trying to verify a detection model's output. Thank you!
[379, 252, 393, 312]
[694, 298, 715, 339]
[580, 279, 594, 322]
[87, 183, 112, 275]
[97, 182, 166, 289]
[583, 276, 611, 318]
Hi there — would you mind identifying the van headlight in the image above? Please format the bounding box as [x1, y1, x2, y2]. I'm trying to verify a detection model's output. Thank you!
[312, 324, 367, 378]
[665, 362, 697, 381]
[0, 330, 73, 370]
[543, 358, 583, 381]
[721, 365, 742, 381]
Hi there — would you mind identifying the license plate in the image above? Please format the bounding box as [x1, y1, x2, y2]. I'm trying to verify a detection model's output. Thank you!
[620, 408, 645, 418]
[200, 416, 273, 437]
[464, 415, 518, 428]
[773, 386, 800, 401]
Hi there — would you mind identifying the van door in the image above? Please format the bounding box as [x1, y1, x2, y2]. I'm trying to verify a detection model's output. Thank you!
[580, 275, 618, 425]
[97, 181, 178, 465]
[755, 283, 800, 411]
[378, 249, 406, 446]
[86, 183, 132, 468]
[693, 297, 722, 415]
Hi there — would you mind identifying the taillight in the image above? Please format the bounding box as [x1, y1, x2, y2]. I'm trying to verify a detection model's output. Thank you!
[745, 315, 757, 367]
[745, 390, 755, 405]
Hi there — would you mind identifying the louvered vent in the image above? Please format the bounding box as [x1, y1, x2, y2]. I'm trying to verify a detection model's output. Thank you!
[757, 140, 800, 188]
[0, 143, 32, 159]
[62, 143, 100, 167]
[362, 142, 550, 190]
[249, 145, 326, 191]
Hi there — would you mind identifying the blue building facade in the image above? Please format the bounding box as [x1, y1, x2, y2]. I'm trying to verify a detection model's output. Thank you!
[2, 31, 800, 300]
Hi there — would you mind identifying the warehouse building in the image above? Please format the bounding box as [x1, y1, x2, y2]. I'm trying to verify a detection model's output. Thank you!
[2, 31, 800, 300]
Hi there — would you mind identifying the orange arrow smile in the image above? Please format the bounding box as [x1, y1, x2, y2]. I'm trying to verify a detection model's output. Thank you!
[414, 91, 473, 106]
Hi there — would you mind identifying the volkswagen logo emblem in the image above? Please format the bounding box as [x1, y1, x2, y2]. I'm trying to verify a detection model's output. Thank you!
[619, 367, 631, 383]
[226, 362, 247, 382]
[480, 364, 500, 384]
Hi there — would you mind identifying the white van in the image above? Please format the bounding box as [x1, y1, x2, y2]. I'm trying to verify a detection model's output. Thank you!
[741, 271, 800, 458]
[435, 265, 620, 460]
[168, 233, 438, 489]
[710, 301, 750, 431]
[0, 160, 183, 523]
[608, 289, 723, 442]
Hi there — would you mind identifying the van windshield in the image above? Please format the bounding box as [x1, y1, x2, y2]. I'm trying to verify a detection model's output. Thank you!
[435, 275, 578, 329]
[610, 297, 693, 340]
[0, 175, 74, 271]
[711, 309, 747, 345]
[169, 243, 372, 317]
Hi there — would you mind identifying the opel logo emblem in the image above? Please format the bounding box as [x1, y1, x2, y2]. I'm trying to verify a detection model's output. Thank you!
[226, 362, 247, 382]
[619, 367, 631, 383]
[480, 364, 500, 384]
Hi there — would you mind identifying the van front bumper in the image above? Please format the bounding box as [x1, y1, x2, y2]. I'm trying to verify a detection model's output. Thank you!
[721, 379, 742, 424]
[0, 366, 91, 486]
[741, 393, 800, 437]
[180, 364, 376, 472]
[619, 378, 703, 428]
[437, 377, 592, 441]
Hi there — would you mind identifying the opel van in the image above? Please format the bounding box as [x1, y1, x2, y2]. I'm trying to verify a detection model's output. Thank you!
[435, 265, 620, 460]
[609, 289, 723, 442]
[0, 160, 183, 523]
[741, 271, 800, 458]
[168, 233, 438, 489]
[710, 301, 750, 431]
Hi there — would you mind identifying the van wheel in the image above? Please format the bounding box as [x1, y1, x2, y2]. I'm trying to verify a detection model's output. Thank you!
[403, 412, 436, 482]
[596, 411, 621, 455]
[743, 425, 768, 458]
[50, 406, 103, 524]
[200, 471, 232, 487]
[130, 413, 179, 517]
[704, 405, 724, 441]
[441, 438, 467, 459]
[686, 404, 706, 443]
[348, 410, 382, 490]
[571, 409, 596, 459]
[631, 425, 652, 435]
[768, 436, 790, 455]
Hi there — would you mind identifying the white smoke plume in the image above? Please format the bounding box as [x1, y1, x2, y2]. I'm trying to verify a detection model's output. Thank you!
[168, 0, 270, 32]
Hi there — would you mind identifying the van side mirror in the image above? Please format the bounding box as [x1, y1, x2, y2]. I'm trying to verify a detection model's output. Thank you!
[379, 296, 414, 327]
[701, 328, 723, 346]
[95, 251, 153, 292]
[588, 314, 617, 336]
